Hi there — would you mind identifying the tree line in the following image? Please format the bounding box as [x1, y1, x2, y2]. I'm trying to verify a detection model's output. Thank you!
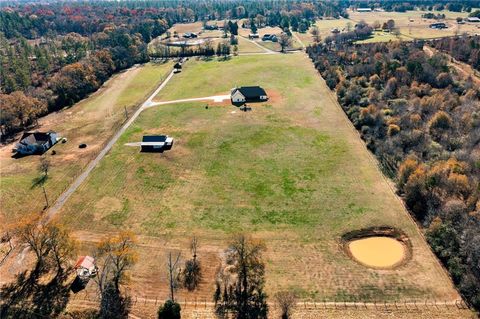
[0, 0, 345, 141]
[307, 38, 480, 310]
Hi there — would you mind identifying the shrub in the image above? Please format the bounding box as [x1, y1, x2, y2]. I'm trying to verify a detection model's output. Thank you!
[158, 300, 181, 319]
[429, 111, 452, 131]
[387, 124, 400, 136]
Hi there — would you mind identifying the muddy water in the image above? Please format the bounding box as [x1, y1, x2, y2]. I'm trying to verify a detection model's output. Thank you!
[348, 237, 405, 268]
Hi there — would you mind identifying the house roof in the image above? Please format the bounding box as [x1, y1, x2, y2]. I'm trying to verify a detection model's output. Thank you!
[142, 135, 168, 142]
[75, 256, 95, 270]
[236, 86, 267, 99]
[19, 132, 55, 146]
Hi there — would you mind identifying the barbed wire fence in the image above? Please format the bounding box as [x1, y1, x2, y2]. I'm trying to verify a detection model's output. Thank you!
[69, 291, 470, 313]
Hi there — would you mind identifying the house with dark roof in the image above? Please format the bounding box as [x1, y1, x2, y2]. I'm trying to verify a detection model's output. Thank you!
[14, 131, 58, 155]
[429, 22, 447, 29]
[141, 135, 174, 153]
[230, 86, 268, 106]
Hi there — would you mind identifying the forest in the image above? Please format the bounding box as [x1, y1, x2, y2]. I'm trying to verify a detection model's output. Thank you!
[307, 37, 480, 310]
[0, 0, 344, 140]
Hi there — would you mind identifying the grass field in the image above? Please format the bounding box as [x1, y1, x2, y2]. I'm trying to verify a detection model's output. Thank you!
[349, 9, 480, 40]
[53, 53, 461, 304]
[0, 62, 172, 222]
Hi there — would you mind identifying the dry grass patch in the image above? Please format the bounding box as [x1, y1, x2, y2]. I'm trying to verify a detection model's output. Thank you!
[0, 62, 172, 221]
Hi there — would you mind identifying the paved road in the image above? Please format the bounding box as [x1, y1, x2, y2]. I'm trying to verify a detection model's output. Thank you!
[44, 70, 176, 222]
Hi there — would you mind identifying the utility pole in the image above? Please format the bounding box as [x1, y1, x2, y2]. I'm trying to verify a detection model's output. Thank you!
[42, 185, 49, 209]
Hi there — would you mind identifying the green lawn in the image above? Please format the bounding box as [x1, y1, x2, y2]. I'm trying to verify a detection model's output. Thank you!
[57, 54, 459, 302]
[0, 62, 172, 221]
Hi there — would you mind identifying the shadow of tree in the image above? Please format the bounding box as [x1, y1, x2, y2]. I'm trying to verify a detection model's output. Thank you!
[0, 268, 72, 318]
[31, 174, 48, 190]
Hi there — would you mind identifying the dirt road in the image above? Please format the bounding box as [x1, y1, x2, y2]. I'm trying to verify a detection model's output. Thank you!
[423, 46, 480, 86]
[44, 69, 176, 222]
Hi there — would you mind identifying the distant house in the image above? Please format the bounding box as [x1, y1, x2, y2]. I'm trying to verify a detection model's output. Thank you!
[357, 8, 373, 12]
[231, 86, 268, 106]
[14, 131, 58, 155]
[183, 32, 198, 38]
[331, 28, 341, 34]
[249, 33, 260, 39]
[467, 17, 480, 23]
[204, 25, 218, 30]
[262, 34, 278, 42]
[429, 22, 447, 29]
[141, 135, 174, 153]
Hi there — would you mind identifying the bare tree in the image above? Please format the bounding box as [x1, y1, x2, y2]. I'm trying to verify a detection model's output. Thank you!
[94, 231, 137, 319]
[274, 291, 297, 319]
[167, 251, 181, 302]
[214, 234, 268, 318]
[182, 236, 202, 291]
[278, 33, 292, 53]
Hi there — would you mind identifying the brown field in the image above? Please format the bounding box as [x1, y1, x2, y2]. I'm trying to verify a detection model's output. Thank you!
[0, 62, 173, 221]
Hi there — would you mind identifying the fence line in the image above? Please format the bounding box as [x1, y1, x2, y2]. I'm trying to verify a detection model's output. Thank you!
[69, 292, 470, 312]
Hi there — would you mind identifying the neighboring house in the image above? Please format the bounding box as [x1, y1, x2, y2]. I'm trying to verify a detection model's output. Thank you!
[357, 8, 373, 12]
[467, 17, 480, 23]
[14, 131, 58, 155]
[429, 22, 447, 29]
[262, 34, 278, 42]
[183, 32, 198, 38]
[141, 135, 174, 153]
[249, 33, 259, 39]
[204, 25, 218, 30]
[230, 86, 268, 106]
[331, 28, 341, 34]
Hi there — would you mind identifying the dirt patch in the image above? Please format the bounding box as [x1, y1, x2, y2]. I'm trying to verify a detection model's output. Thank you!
[341, 226, 412, 270]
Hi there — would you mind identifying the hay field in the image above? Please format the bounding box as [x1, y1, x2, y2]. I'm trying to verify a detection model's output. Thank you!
[349, 9, 480, 39]
[0, 62, 173, 222]
[55, 53, 461, 304]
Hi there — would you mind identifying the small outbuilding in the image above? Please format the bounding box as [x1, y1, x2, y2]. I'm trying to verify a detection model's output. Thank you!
[71, 256, 97, 293]
[14, 131, 58, 155]
[467, 17, 480, 23]
[141, 135, 174, 153]
[231, 86, 268, 106]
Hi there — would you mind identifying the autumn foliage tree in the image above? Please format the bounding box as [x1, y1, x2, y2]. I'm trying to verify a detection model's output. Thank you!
[12, 213, 77, 275]
[94, 231, 137, 319]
